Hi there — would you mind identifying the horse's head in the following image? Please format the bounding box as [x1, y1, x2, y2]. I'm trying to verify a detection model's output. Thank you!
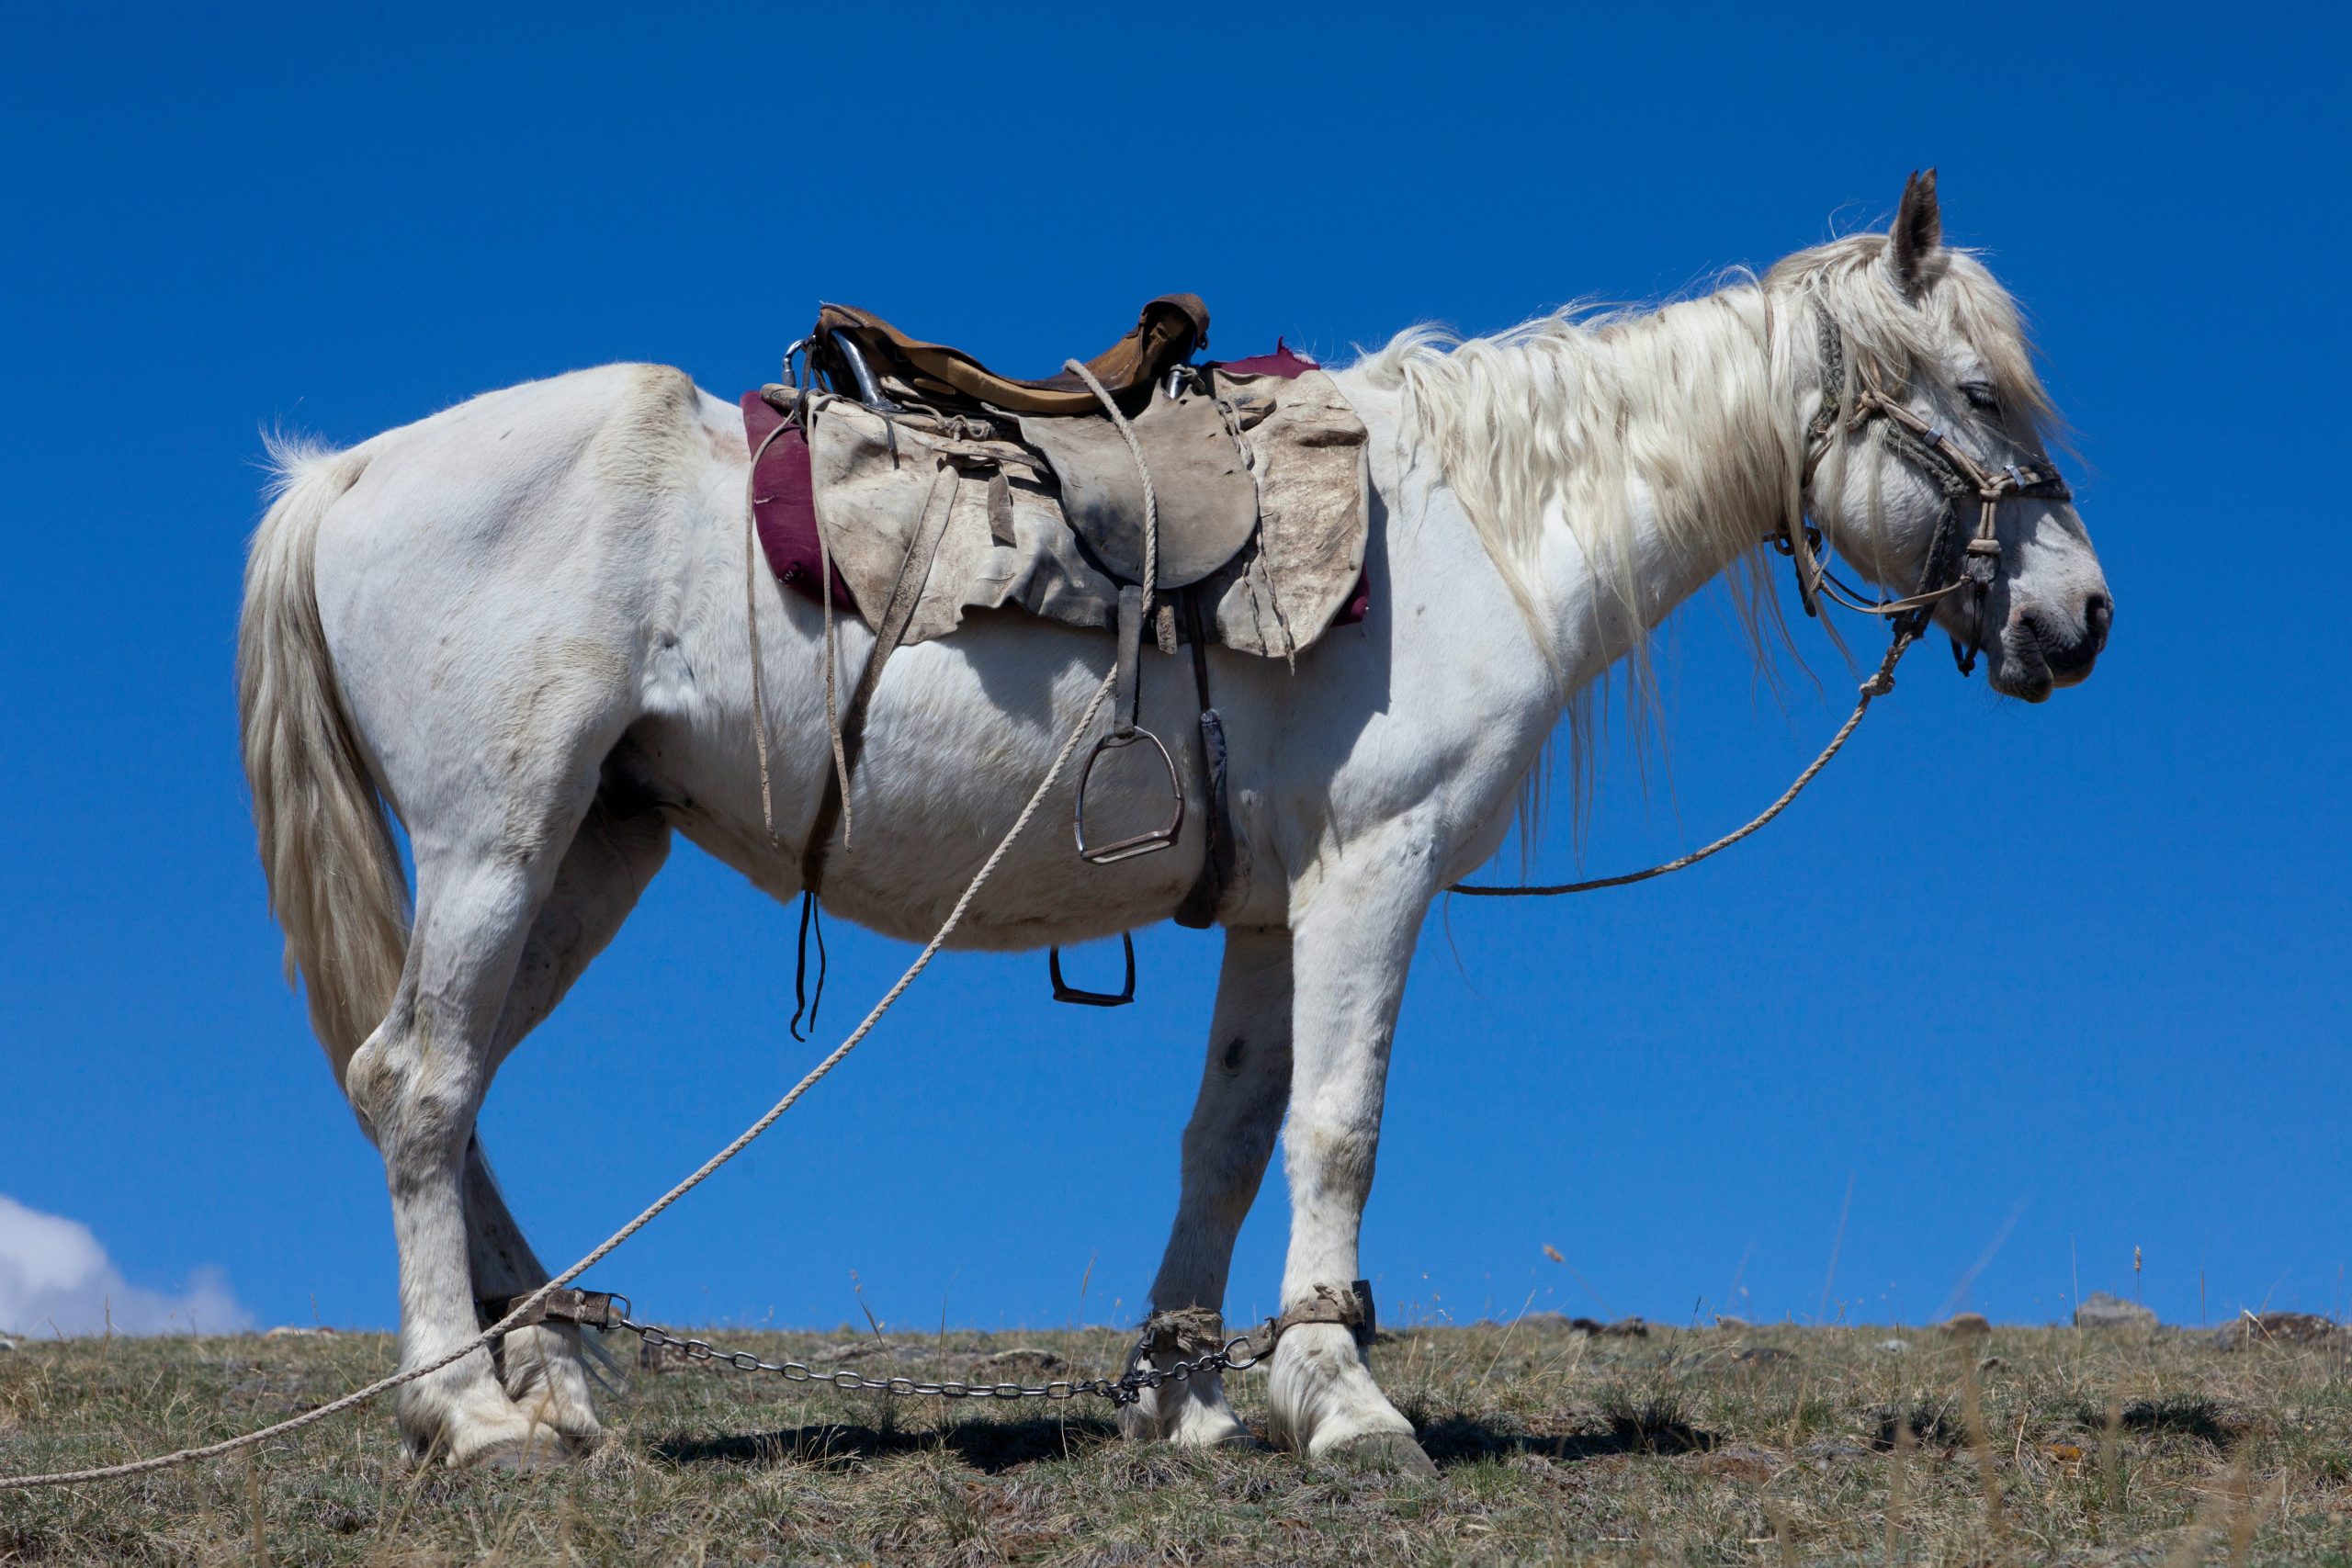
[1779, 173, 2110, 701]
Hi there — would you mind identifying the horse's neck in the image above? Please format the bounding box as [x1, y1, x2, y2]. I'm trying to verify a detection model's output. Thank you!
[1511, 287, 1802, 691]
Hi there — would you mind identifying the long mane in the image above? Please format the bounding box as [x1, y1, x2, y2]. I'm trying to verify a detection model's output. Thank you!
[1348, 230, 2063, 842]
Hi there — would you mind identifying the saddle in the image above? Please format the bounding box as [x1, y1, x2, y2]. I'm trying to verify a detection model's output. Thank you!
[743, 296, 1370, 960]
[811, 295, 1210, 417]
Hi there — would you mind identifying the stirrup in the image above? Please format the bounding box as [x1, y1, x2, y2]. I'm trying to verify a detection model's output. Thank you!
[1050, 932, 1136, 1006]
[1075, 583, 1182, 863]
[1073, 727, 1183, 863]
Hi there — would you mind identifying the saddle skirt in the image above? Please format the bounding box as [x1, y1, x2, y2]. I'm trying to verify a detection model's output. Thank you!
[744, 347, 1370, 660]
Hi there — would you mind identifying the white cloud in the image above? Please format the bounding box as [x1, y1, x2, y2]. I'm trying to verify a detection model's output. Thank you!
[0, 1194, 252, 1337]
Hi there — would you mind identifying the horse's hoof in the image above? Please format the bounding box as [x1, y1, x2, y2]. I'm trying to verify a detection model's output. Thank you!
[1326, 1430, 1439, 1476]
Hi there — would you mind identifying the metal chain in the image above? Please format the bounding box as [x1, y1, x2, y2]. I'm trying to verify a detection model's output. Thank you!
[618, 1317, 1269, 1407]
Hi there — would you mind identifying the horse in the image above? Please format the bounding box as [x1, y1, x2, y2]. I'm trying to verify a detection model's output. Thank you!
[237, 174, 2109, 1471]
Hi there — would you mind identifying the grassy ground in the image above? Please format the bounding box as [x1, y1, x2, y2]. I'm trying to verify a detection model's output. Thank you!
[2, 1316, 2347, 1564]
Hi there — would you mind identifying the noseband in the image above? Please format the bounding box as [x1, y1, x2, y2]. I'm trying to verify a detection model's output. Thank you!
[1779, 304, 2073, 674]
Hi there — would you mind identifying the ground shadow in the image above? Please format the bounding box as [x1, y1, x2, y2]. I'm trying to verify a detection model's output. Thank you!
[650, 1416, 1123, 1474]
[2118, 1397, 2241, 1450]
[1420, 1413, 1718, 1466]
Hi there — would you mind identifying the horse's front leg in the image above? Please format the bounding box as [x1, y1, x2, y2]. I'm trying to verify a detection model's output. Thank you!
[1122, 925, 1294, 1447]
[1264, 836, 1438, 1473]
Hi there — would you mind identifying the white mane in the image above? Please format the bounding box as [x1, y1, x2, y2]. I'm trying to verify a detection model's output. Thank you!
[1349, 230, 2064, 834]
[1354, 233, 2059, 663]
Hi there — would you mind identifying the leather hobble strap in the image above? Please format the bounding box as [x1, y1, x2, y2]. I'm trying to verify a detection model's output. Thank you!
[1270, 1288, 1374, 1354]
[476, 1290, 628, 1335]
[1136, 1303, 1228, 1359]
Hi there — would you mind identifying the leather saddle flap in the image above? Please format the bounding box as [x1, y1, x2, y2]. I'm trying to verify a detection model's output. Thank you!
[797, 367, 1368, 660]
[806, 402, 1122, 645]
[1016, 384, 1260, 590]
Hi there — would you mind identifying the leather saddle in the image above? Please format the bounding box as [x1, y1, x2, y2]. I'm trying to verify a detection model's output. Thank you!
[755, 296, 1369, 947]
[810, 295, 1210, 418]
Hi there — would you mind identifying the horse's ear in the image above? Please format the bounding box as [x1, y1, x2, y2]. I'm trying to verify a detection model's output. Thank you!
[1888, 168, 1941, 297]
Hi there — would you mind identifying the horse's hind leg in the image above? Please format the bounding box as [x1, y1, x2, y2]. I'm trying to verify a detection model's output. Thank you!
[345, 732, 646, 1466]
[463, 795, 671, 1442]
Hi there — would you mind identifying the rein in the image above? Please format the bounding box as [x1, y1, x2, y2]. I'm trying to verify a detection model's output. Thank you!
[1452, 299, 2069, 900]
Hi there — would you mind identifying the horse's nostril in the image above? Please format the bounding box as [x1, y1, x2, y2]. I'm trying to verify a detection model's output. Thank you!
[2084, 592, 2112, 655]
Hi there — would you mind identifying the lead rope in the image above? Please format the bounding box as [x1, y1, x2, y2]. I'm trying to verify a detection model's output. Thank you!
[1449, 627, 1917, 897]
[1451, 297, 1981, 902]
[0, 660, 1120, 1493]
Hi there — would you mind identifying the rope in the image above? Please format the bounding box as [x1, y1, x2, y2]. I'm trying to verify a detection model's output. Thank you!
[1060, 360, 1158, 609]
[1450, 631, 1916, 897]
[0, 662, 1121, 1492]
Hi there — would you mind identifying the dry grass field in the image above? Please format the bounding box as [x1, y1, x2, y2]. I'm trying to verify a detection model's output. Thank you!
[3, 1315, 2348, 1564]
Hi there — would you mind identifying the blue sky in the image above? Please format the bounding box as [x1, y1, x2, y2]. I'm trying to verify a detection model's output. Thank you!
[2, 5, 2344, 1339]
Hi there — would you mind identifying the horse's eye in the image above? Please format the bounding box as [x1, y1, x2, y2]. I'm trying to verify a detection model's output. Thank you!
[1960, 382, 2001, 412]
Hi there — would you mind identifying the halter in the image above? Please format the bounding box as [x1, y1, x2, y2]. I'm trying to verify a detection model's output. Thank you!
[1778, 302, 2074, 674]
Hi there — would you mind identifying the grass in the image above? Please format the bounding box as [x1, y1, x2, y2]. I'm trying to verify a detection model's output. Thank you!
[3, 1317, 2349, 1564]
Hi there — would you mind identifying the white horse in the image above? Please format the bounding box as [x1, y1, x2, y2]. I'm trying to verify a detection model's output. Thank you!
[238, 176, 2109, 1470]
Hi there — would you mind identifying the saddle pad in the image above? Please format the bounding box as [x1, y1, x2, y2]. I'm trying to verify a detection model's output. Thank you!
[1196, 367, 1370, 659]
[806, 402, 1125, 645]
[741, 354, 1369, 655]
[741, 392, 854, 609]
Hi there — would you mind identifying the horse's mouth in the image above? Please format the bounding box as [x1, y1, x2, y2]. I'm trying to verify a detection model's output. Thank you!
[1988, 617, 2100, 703]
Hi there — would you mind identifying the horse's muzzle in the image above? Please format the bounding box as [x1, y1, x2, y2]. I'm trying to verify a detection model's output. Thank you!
[1998, 592, 2109, 701]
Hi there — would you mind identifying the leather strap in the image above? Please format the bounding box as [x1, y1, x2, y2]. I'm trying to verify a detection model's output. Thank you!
[1237, 1280, 1378, 1360]
[475, 1289, 628, 1333]
[1111, 584, 1146, 739]
[1173, 586, 1237, 931]
[800, 456, 959, 896]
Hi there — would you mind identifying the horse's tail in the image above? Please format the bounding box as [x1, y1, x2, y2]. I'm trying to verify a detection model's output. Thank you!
[237, 435, 410, 1078]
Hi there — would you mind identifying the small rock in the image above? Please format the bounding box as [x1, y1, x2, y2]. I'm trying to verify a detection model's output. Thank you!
[1566, 1315, 1649, 1337]
[262, 1325, 336, 1338]
[1734, 1345, 1796, 1366]
[0, 1337, 15, 1352]
[2074, 1292, 2157, 1331]
[826, 1337, 898, 1361]
[1976, 1355, 2011, 1374]
[1804, 1440, 1871, 1469]
[973, 1347, 1068, 1374]
[1941, 1313, 1992, 1337]
[1877, 1338, 1910, 1354]
[2214, 1311, 2342, 1349]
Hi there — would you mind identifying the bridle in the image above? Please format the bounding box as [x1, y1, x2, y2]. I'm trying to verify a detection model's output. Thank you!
[1777, 301, 2073, 675]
